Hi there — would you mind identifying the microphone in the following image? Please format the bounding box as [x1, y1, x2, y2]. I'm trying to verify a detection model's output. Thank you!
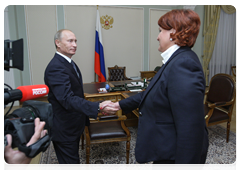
[4, 84, 49, 105]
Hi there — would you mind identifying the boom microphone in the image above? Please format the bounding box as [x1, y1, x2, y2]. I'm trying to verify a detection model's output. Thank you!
[4, 84, 49, 105]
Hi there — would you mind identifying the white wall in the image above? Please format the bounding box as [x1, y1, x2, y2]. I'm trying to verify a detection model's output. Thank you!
[25, 5, 57, 85]
[149, 8, 169, 70]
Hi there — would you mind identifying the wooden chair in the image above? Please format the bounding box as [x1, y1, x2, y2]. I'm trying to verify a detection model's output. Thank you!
[204, 74, 236, 143]
[140, 71, 157, 79]
[231, 66, 236, 81]
[140, 66, 161, 79]
[231, 66, 238, 77]
[83, 93, 131, 163]
[108, 65, 132, 81]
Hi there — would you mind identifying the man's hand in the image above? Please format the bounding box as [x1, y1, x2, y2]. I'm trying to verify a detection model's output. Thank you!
[26, 118, 47, 146]
[99, 101, 121, 115]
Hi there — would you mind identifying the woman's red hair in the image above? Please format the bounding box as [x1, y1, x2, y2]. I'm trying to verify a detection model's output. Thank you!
[158, 9, 201, 48]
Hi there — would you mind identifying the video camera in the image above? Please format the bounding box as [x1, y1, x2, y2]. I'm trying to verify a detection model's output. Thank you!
[4, 100, 53, 158]
[4, 38, 52, 158]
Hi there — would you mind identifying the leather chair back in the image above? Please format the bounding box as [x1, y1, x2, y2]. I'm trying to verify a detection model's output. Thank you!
[108, 65, 131, 81]
[207, 74, 235, 110]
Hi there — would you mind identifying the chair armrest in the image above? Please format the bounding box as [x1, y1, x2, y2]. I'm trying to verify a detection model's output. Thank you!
[205, 86, 209, 95]
[205, 101, 231, 120]
[140, 71, 157, 74]
[95, 115, 127, 123]
[208, 101, 233, 108]
[99, 115, 118, 121]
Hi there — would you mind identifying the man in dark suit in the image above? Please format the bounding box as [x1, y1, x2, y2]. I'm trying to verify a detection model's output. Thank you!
[44, 29, 117, 164]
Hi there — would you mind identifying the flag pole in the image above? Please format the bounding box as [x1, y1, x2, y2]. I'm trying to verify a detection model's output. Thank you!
[94, 5, 98, 82]
[95, 5, 106, 82]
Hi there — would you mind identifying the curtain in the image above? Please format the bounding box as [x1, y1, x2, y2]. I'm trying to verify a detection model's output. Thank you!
[202, 5, 236, 85]
[208, 9, 236, 82]
[221, 5, 236, 14]
[202, 5, 221, 85]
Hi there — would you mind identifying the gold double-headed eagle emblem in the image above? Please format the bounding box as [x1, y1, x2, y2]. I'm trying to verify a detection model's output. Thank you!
[100, 15, 114, 30]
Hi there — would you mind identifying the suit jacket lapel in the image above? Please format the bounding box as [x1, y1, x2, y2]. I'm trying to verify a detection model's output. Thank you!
[54, 53, 83, 85]
[55, 53, 72, 70]
[139, 46, 190, 107]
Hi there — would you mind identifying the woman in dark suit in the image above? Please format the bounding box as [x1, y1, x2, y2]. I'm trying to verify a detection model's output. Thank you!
[108, 9, 209, 164]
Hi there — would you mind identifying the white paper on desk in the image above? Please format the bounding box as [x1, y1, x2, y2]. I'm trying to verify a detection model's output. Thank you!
[138, 82, 144, 87]
[98, 88, 107, 93]
[130, 89, 142, 92]
[131, 82, 144, 87]
[131, 82, 137, 85]
[127, 84, 134, 87]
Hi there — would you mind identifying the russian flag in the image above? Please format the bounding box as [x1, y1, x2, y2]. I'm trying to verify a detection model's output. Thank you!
[95, 10, 106, 82]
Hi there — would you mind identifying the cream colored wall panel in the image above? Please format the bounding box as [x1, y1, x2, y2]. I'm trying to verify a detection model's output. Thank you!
[64, 5, 97, 83]
[149, 9, 169, 71]
[25, 5, 57, 85]
[64, 5, 144, 83]
[100, 6, 143, 79]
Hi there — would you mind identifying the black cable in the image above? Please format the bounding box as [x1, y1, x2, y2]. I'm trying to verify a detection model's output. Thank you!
[4, 83, 15, 117]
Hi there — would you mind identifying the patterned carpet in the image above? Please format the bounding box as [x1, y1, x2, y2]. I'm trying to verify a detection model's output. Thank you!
[40, 125, 236, 164]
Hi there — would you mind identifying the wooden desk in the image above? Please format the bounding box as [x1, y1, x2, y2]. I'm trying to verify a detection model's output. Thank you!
[83, 82, 107, 95]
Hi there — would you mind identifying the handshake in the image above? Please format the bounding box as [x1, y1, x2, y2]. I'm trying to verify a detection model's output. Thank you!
[99, 101, 121, 115]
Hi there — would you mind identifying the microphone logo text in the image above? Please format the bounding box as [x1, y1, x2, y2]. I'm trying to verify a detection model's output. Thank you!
[32, 88, 47, 95]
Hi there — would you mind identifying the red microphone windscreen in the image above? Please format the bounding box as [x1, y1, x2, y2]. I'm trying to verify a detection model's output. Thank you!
[17, 84, 49, 102]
